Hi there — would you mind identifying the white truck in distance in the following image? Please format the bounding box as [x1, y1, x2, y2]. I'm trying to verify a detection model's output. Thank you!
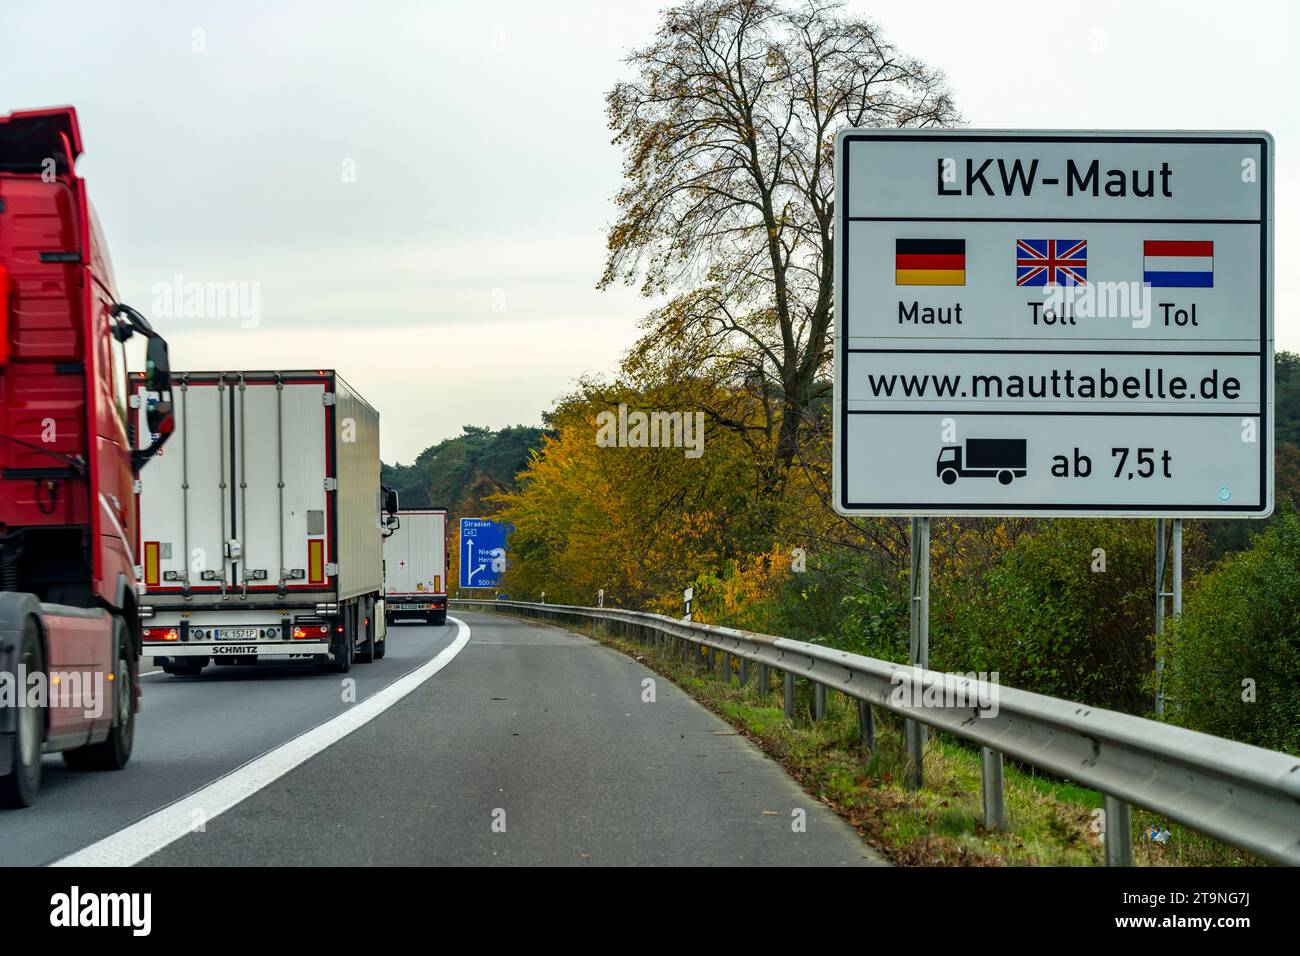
[134, 370, 395, 674]
[383, 510, 448, 626]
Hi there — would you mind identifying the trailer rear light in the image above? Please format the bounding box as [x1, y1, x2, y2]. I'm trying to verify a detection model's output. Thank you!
[145, 627, 179, 642]
[292, 624, 329, 640]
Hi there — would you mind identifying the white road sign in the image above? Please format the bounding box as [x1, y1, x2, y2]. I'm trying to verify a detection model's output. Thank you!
[833, 129, 1274, 517]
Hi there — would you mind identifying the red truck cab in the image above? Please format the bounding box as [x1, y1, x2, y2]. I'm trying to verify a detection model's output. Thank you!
[0, 107, 174, 806]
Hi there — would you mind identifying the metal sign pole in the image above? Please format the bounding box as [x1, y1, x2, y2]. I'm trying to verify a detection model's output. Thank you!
[906, 516, 930, 789]
[1155, 519, 1166, 716]
[1172, 520, 1183, 619]
[1154, 518, 1183, 717]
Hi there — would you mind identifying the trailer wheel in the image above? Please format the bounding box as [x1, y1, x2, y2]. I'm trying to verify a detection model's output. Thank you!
[163, 663, 205, 677]
[0, 617, 45, 808]
[997, 469, 1014, 485]
[63, 619, 134, 772]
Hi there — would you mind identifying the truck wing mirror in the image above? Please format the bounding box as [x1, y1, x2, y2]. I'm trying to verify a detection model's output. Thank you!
[144, 335, 174, 434]
[117, 303, 175, 474]
[384, 489, 399, 514]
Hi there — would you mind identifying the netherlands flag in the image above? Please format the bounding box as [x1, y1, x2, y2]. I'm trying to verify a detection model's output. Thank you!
[1143, 240, 1213, 288]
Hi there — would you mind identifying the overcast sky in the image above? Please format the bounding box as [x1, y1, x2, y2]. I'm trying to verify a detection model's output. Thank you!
[3, 0, 1296, 462]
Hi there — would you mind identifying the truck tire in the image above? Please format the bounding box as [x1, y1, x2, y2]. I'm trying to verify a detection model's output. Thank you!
[0, 616, 45, 808]
[163, 663, 205, 677]
[63, 620, 134, 772]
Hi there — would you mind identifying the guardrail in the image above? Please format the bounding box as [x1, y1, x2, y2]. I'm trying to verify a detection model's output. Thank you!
[453, 598, 1300, 866]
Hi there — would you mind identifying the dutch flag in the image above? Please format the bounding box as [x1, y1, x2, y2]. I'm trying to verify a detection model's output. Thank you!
[1143, 240, 1213, 288]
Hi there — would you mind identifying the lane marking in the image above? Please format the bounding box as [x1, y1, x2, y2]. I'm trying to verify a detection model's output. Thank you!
[52, 617, 471, 867]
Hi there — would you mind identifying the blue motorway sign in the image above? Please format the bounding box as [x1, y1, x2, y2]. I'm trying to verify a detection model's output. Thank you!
[459, 518, 511, 589]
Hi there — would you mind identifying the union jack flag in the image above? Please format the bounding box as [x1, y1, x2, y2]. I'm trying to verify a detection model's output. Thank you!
[1015, 239, 1087, 286]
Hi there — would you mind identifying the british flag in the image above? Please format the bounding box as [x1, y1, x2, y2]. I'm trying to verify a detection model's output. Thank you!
[1015, 239, 1088, 286]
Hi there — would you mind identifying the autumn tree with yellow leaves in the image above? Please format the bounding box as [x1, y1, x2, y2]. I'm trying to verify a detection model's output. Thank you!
[601, 0, 958, 480]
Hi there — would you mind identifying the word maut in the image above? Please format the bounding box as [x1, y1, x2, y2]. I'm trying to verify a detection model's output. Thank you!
[595, 403, 705, 459]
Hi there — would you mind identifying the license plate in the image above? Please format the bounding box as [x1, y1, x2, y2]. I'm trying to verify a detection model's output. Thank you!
[214, 627, 260, 641]
[393, 604, 427, 611]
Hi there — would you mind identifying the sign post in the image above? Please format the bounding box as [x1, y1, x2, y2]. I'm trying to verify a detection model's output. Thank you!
[834, 128, 1274, 786]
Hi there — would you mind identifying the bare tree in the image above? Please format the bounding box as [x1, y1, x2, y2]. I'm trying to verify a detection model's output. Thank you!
[603, 0, 959, 474]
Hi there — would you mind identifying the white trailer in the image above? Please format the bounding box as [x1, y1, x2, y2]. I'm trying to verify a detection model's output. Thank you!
[383, 510, 448, 625]
[134, 370, 392, 675]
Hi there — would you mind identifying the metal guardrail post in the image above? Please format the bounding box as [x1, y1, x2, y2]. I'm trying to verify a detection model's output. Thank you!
[738, 656, 749, 685]
[859, 701, 875, 751]
[905, 719, 924, 790]
[1104, 794, 1134, 866]
[721, 651, 731, 684]
[758, 663, 770, 694]
[981, 747, 1006, 832]
[783, 672, 795, 720]
[814, 683, 827, 721]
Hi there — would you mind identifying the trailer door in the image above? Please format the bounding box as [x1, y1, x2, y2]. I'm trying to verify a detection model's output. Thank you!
[138, 374, 330, 595]
[234, 377, 329, 593]
[138, 377, 229, 592]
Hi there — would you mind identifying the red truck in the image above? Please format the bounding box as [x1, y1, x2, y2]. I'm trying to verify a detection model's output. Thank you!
[0, 107, 174, 807]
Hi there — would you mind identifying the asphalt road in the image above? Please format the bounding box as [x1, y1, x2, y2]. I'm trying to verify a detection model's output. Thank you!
[2, 611, 883, 866]
[0, 624, 457, 866]
[143, 612, 881, 866]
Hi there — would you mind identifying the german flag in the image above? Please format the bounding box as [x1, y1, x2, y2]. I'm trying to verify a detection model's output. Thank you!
[895, 238, 966, 286]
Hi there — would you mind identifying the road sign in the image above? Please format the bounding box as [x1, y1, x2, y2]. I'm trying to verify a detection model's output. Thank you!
[458, 518, 510, 588]
[833, 129, 1274, 517]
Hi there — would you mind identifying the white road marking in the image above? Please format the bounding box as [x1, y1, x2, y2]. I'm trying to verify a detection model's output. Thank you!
[52, 617, 472, 867]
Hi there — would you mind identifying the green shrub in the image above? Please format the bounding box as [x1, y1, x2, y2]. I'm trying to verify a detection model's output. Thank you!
[1160, 514, 1300, 753]
[930, 519, 1158, 714]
